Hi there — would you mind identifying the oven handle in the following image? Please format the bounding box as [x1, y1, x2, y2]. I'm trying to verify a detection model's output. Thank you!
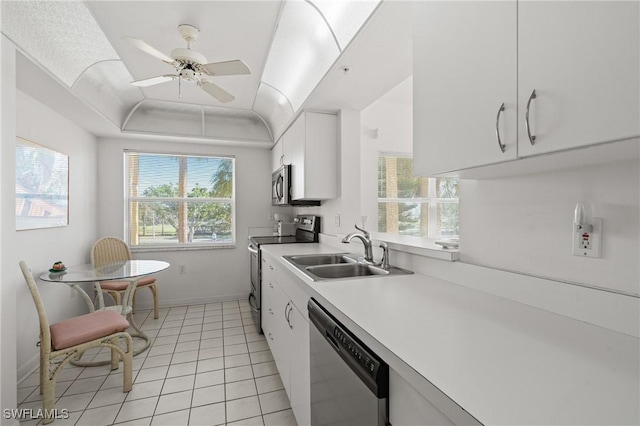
[248, 244, 258, 254]
[248, 293, 259, 313]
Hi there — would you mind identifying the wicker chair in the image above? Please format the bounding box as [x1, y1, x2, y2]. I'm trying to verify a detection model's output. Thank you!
[19, 261, 133, 424]
[91, 237, 159, 319]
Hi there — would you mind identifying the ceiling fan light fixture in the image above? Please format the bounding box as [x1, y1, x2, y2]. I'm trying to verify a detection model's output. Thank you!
[170, 48, 207, 65]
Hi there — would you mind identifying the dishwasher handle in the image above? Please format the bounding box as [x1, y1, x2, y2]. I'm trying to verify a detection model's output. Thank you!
[308, 298, 388, 398]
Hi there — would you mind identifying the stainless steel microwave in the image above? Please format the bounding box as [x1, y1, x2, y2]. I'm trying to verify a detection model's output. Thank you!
[271, 165, 320, 206]
[272, 165, 291, 205]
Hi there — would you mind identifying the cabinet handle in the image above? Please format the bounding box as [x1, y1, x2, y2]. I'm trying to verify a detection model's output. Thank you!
[285, 303, 293, 329]
[268, 332, 274, 341]
[495, 103, 506, 153]
[284, 302, 290, 323]
[525, 89, 537, 145]
[268, 308, 273, 315]
[268, 283, 274, 288]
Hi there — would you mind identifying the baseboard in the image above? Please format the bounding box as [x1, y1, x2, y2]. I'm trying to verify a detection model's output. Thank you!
[133, 292, 250, 311]
[16, 353, 39, 386]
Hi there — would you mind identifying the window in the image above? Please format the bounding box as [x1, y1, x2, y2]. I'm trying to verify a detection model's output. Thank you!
[377, 154, 459, 239]
[125, 152, 235, 248]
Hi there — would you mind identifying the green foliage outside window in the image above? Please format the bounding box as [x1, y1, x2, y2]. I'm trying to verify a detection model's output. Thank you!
[377, 155, 459, 239]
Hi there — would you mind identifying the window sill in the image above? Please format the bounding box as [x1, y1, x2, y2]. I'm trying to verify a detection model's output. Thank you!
[370, 233, 459, 262]
[131, 244, 236, 253]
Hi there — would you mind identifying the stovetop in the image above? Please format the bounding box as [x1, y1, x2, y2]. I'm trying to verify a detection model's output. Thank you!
[249, 235, 315, 246]
[249, 214, 320, 247]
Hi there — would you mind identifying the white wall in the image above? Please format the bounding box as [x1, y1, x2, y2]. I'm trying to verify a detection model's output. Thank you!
[360, 93, 413, 227]
[97, 137, 273, 308]
[460, 160, 640, 296]
[6, 87, 99, 385]
[1, 34, 17, 419]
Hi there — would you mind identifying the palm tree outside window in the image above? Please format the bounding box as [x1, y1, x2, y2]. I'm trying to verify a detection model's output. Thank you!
[125, 152, 235, 248]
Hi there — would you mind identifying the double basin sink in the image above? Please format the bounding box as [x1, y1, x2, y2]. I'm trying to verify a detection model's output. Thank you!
[283, 253, 413, 282]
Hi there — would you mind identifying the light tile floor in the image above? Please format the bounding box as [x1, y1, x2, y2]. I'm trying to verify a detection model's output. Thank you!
[17, 299, 298, 426]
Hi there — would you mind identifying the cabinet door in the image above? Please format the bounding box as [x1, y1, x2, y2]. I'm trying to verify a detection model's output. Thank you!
[271, 139, 283, 173]
[261, 257, 277, 337]
[287, 115, 306, 200]
[518, 1, 640, 156]
[413, 1, 517, 176]
[302, 112, 338, 200]
[289, 304, 310, 426]
[265, 285, 291, 398]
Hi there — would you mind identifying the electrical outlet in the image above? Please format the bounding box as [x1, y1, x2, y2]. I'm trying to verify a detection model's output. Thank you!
[572, 217, 602, 258]
[179, 265, 186, 274]
[334, 214, 340, 227]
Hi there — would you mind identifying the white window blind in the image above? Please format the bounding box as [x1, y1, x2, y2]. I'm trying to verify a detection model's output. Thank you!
[125, 152, 236, 248]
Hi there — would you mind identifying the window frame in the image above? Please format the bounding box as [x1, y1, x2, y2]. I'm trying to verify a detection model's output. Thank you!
[124, 150, 237, 251]
[377, 152, 459, 240]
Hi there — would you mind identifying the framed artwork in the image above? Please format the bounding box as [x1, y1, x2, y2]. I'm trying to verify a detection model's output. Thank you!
[15, 137, 69, 230]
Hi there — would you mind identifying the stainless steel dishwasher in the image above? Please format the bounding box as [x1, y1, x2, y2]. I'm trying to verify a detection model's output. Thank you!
[308, 298, 389, 426]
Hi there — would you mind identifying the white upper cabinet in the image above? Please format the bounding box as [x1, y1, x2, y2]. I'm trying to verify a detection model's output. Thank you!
[271, 139, 283, 173]
[413, 1, 518, 176]
[517, 1, 640, 156]
[414, 1, 640, 176]
[285, 111, 338, 201]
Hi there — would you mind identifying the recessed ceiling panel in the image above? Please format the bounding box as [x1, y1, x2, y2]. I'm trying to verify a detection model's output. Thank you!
[86, 1, 282, 109]
[253, 83, 294, 140]
[261, 0, 340, 111]
[310, 0, 381, 51]
[73, 60, 145, 126]
[124, 100, 203, 137]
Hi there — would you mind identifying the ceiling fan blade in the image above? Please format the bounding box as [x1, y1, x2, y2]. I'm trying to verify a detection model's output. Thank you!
[131, 75, 177, 87]
[204, 60, 251, 76]
[199, 80, 235, 103]
[123, 36, 174, 64]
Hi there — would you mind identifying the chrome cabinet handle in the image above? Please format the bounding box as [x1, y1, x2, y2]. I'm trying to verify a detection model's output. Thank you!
[495, 103, 506, 153]
[525, 89, 537, 145]
[284, 302, 290, 323]
[285, 303, 293, 329]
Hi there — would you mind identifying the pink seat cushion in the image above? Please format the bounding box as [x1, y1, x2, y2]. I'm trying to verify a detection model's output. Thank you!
[99, 277, 156, 291]
[50, 310, 130, 350]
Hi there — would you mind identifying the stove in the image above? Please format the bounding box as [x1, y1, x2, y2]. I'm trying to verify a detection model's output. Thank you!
[248, 215, 320, 333]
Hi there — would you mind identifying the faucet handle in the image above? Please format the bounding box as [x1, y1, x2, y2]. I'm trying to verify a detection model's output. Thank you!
[354, 223, 370, 238]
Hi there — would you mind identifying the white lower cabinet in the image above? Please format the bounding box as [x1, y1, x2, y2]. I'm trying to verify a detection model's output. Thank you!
[261, 254, 311, 425]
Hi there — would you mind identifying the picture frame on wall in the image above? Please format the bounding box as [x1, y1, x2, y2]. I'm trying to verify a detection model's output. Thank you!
[15, 136, 69, 230]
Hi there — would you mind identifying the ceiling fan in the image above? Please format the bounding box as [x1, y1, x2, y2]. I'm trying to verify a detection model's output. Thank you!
[124, 24, 250, 103]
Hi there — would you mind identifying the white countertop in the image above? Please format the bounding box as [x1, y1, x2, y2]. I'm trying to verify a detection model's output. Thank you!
[261, 243, 640, 425]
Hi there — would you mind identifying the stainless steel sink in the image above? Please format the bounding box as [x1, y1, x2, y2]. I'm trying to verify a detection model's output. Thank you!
[283, 253, 413, 281]
[285, 253, 355, 266]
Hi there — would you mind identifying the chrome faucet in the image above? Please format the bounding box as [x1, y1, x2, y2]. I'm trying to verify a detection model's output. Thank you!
[342, 224, 374, 263]
[342, 224, 390, 269]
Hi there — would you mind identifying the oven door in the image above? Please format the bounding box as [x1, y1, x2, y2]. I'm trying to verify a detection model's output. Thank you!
[248, 242, 262, 333]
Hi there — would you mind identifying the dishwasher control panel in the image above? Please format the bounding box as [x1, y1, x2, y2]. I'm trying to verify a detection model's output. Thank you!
[334, 327, 380, 378]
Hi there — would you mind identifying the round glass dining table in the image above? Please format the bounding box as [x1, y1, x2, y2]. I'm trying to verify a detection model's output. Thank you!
[40, 260, 170, 365]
